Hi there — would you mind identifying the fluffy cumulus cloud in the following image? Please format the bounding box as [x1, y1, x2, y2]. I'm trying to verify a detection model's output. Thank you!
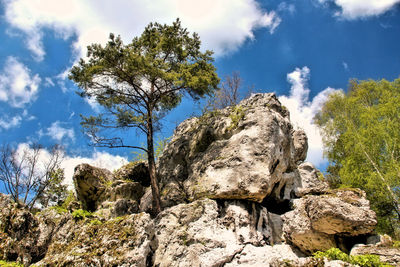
[0, 115, 22, 130]
[39, 121, 75, 143]
[278, 67, 340, 167]
[13, 143, 128, 188]
[3, 0, 281, 61]
[318, 0, 400, 19]
[0, 56, 41, 108]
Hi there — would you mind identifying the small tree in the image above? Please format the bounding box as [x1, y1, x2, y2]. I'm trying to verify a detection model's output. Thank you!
[37, 168, 68, 208]
[69, 19, 219, 214]
[0, 144, 64, 210]
[206, 71, 253, 111]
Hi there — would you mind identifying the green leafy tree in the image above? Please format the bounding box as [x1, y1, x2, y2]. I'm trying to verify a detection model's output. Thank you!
[37, 168, 68, 208]
[314, 78, 400, 235]
[69, 19, 219, 214]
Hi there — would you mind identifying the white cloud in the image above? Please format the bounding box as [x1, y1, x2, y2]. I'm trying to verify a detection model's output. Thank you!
[0, 56, 41, 108]
[41, 121, 75, 142]
[44, 77, 55, 87]
[318, 0, 400, 19]
[278, 2, 296, 14]
[85, 96, 101, 113]
[0, 115, 22, 130]
[278, 67, 340, 168]
[342, 61, 349, 71]
[3, 0, 281, 60]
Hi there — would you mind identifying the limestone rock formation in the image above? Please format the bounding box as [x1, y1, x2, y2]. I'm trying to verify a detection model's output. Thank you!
[282, 189, 377, 253]
[114, 161, 150, 187]
[0, 93, 388, 267]
[73, 163, 145, 217]
[158, 93, 305, 207]
[295, 162, 329, 197]
[351, 244, 400, 266]
[154, 198, 292, 267]
[73, 164, 113, 211]
[36, 213, 155, 267]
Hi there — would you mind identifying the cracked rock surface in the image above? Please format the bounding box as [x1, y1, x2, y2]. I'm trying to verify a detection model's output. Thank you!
[0, 93, 395, 267]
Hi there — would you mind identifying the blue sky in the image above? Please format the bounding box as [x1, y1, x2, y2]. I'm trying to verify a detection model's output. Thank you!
[0, 0, 400, 184]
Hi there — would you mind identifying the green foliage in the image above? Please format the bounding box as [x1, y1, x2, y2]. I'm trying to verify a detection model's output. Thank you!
[49, 205, 68, 214]
[0, 260, 23, 267]
[69, 18, 219, 150]
[313, 248, 392, 267]
[314, 78, 400, 236]
[132, 136, 171, 161]
[69, 19, 219, 214]
[393, 240, 400, 248]
[228, 105, 246, 130]
[89, 219, 102, 226]
[61, 190, 76, 209]
[38, 168, 68, 208]
[313, 248, 350, 262]
[72, 209, 93, 220]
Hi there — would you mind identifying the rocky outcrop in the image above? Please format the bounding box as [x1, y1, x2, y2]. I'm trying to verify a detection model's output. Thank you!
[282, 189, 377, 253]
[73, 164, 113, 211]
[351, 244, 400, 266]
[0, 194, 69, 266]
[158, 93, 305, 207]
[0, 93, 386, 266]
[154, 198, 287, 267]
[74, 164, 145, 217]
[36, 213, 155, 267]
[295, 162, 329, 197]
[114, 161, 150, 187]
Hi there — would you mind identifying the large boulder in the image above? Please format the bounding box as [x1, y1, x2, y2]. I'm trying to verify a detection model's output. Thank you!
[73, 164, 113, 211]
[73, 164, 145, 216]
[154, 198, 284, 267]
[282, 189, 377, 253]
[158, 93, 306, 207]
[295, 162, 329, 197]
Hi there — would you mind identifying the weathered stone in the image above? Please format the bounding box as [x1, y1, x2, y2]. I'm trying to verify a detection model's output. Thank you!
[282, 189, 377, 253]
[224, 244, 305, 267]
[109, 180, 144, 202]
[113, 199, 139, 217]
[0, 194, 69, 266]
[295, 162, 329, 197]
[139, 187, 152, 213]
[114, 161, 150, 187]
[158, 93, 302, 207]
[36, 213, 155, 267]
[293, 129, 308, 163]
[73, 164, 113, 211]
[154, 199, 281, 267]
[307, 189, 376, 236]
[351, 244, 400, 266]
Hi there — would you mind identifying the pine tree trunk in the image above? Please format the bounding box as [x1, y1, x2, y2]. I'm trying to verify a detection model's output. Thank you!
[147, 110, 162, 215]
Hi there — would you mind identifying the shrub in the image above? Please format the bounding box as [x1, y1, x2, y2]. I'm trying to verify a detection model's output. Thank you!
[313, 248, 393, 267]
[72, 209, 92, 220]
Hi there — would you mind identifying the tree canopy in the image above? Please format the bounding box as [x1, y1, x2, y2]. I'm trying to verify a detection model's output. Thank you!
[314, 78, 400, 236]
[69, 19, 219, 214]
[0, 144, 64, 210]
